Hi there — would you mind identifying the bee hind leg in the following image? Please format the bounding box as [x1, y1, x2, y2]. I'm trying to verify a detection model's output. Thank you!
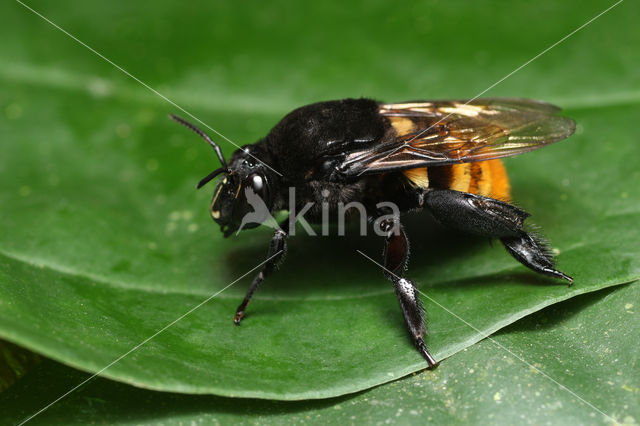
[501, 233, 573, 284]
[377, 216, 438, 368]
[424, 189, 572, 285]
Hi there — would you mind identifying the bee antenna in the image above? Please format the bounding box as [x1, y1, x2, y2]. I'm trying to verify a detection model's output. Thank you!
[196, 167, 227, 189]
[169, 114, 228, 170]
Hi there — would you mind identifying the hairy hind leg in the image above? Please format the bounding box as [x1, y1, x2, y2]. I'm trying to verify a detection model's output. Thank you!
[424, 189, 572, 284]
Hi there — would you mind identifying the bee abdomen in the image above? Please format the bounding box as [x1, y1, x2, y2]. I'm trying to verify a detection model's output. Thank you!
[421, 160, 511, 202]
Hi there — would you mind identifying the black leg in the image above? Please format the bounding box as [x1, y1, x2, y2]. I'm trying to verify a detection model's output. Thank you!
[424, 189, 572, 284]
[234, 220, 289, 324]
[501, 234, 572, 282]
[378, 216, 438, 368]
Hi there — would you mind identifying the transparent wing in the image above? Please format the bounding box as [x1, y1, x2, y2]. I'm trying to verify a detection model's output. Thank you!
[338, 98, 576, 176]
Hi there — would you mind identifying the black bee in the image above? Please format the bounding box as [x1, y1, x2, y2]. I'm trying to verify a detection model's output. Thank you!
[170, 97, 575, 367]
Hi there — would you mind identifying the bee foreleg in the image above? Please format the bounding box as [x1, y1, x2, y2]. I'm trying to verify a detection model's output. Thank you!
[378, 217, 438, 368]
[233, 219, 289, 324]
[424, 189, 572, 285]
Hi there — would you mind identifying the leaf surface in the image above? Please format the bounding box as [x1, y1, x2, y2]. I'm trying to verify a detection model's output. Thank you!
[3, 283, 638, 424]
[0, 0, 638, 400]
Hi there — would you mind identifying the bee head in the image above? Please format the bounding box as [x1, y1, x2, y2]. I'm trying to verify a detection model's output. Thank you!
[170, 114, 274, 238]
[210, 148, 273, 237]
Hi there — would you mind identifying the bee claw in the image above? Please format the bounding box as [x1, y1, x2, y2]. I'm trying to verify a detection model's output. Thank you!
[234, 311, 245, 325]
[545, 268, 573, 286]
[416, 338, 438, 369]
[565, 275, 574, 287]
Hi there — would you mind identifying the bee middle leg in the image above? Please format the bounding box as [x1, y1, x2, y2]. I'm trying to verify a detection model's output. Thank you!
[376, 216, 438, 368]
[424, 189, 572, 284]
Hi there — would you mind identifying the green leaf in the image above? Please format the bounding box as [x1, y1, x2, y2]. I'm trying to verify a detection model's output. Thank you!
[1, 0, 639, 399]
[2, 283, 638, 424]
